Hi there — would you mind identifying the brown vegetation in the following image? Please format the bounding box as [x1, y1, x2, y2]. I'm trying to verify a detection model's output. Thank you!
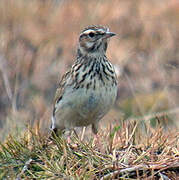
[0, 0, 178, 178]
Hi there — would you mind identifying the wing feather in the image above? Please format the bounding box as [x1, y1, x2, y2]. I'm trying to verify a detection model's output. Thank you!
[53, 70, 71, 110]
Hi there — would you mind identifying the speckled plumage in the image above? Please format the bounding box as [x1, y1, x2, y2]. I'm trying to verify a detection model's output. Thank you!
[51, 25, 117, 135]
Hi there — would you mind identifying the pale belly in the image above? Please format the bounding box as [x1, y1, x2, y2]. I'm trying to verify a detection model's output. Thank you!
[55, 85, 117, 129]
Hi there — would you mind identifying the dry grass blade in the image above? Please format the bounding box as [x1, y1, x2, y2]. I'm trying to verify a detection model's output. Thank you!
[0, 120, 178, 179]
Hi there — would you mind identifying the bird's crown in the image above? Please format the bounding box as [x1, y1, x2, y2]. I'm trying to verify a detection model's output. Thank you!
[78, 25, 115, 56]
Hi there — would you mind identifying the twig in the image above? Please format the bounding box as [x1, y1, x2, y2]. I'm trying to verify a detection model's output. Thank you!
[100, 165, 148, 179]
[101, 161, 179, 180]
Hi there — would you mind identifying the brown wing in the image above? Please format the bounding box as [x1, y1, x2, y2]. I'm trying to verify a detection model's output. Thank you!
[53, 70, 71, 110]
[52, 60, 82, 112]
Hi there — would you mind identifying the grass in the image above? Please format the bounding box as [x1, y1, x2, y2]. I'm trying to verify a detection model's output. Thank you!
[0, 0, 179, 179]
[0, 118, 178, 179]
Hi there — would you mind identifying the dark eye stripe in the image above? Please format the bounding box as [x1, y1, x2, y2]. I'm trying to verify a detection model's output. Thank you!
[79, 34, 86, 39]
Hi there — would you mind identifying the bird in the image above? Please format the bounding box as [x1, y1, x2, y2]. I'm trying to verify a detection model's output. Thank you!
[51, 25, 118, 136]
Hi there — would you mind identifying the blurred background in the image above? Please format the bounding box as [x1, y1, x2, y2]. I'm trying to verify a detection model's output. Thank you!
[0, 0, 178, 140]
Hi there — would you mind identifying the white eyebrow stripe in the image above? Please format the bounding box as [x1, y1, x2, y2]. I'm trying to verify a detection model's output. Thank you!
[80, 28, 107, 37]
[82, 29, 95, 35]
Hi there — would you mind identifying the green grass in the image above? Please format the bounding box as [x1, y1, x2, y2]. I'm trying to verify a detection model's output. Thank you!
[0, 119, 178, 179]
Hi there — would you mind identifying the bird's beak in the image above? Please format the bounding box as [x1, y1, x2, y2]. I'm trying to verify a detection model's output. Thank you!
[104, 31, 116, 39]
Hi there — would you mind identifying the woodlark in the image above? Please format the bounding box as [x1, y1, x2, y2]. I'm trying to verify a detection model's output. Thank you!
[51, 25, 117, 135]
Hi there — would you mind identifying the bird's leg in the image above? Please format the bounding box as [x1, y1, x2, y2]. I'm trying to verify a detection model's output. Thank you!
[92, 122, 102, 148]
[73, 129, 79, 139]
[92, 122, 99, 135]
[80, 127, 86, 141]
[66, 128, 79, 144]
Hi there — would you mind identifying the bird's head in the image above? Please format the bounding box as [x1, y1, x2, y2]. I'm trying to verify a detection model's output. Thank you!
[78, 25, 116, 56]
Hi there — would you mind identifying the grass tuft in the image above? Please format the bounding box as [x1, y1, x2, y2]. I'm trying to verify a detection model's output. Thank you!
[0, 119, 178, 179]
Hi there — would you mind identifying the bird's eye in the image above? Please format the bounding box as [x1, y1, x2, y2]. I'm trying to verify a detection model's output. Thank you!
[88, 32, 95, 38]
